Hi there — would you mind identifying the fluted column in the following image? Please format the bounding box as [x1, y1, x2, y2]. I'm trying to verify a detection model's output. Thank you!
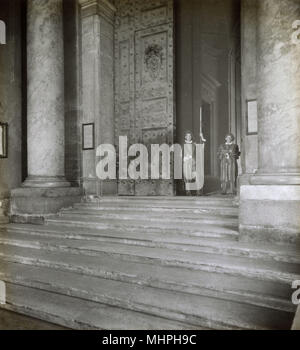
[252, 0, 300, 185]
[23, 0, 69, 188]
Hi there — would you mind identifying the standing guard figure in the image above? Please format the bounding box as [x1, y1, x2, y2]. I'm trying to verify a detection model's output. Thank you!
[218, 133, 240, 195]
[183, 131, 205, 196]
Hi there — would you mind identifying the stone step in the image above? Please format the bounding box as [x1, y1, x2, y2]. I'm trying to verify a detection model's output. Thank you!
[1, 283, 198, 330]
[48, 214, 239, 231]
[0, 308, 67, 330]
[63, 206, 238, 219]
[2, 226, 300, 265]
[0, 262, 294, 330]
[2, 194, 297, 330]
[75, 201, 238, 211]
[57, 211, 239, 227]
[79, 196, 238, 208]
[3, 224, 238, 248]
[87, 195, 237, 201]
[0, 239, 299, 286]
[4, 222, 239, 242]
[0, 254, 295, 314]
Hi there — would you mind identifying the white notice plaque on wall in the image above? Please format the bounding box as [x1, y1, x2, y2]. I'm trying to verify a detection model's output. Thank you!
[0, 123, 8, 158]
[247, 100, 258, 135]
[82, 123, 95, 150]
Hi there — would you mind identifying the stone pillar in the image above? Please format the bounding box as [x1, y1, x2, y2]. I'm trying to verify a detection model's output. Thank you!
[10, 0, 81, 223]
[0, 0, 24, 224]
[79, 0, 116, 196]
[255, 0, 300, 181]
[239, 0, 258, 188]
[239, 0, 300, 243]
[24, 0, 69, 188]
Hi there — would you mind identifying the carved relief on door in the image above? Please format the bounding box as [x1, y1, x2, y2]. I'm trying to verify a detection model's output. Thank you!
[114, 0, 175, 196]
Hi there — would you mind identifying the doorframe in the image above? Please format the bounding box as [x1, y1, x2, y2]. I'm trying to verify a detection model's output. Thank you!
[201, 73, 221, 178]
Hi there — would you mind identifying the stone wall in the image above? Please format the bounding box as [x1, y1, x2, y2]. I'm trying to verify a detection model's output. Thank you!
[80, 0, 116, 196]
[0, 0, 23, 221]
[64, 0, 82, 186]
[240, 0, 258, 182]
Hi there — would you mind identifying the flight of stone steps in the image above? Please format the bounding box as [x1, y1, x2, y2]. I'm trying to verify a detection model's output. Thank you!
[0, 196, 299, 329]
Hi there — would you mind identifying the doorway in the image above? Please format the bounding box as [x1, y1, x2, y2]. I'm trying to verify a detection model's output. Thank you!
[175, 0, 241, 195]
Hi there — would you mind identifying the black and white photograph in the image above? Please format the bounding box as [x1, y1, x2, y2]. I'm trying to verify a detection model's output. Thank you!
[0, 0, 300, 339]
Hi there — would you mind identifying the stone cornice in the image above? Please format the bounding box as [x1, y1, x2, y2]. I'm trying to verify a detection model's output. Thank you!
[79, 0, 116, 22]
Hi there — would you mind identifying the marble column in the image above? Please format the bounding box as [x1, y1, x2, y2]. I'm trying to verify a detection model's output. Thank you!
[10, 0, 82, 223]
[239, 0, 300, 243]
[23, 0, 69, 188]
[253, 0, 300, 184]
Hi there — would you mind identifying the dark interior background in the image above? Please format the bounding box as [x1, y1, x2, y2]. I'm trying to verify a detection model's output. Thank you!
[175, 0, 241, 194]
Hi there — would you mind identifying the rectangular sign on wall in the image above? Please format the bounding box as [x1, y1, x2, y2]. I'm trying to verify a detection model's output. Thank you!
[82, 123, 95, 151]
[246, 100, 258, 135]
[0, 122, 8, 158]
[0, 19, 6, 45]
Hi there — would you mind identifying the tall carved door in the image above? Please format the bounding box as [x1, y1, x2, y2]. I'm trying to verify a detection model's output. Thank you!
[114, 0, 175, 196]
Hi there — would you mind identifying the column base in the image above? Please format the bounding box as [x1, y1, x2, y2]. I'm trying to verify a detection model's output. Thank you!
[250, 173, 300, 185]
[10, 187, 82, 224]
[239, 185, 300, 245]
[0, 198, 9, 224]
[23, 176, 71, 188]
